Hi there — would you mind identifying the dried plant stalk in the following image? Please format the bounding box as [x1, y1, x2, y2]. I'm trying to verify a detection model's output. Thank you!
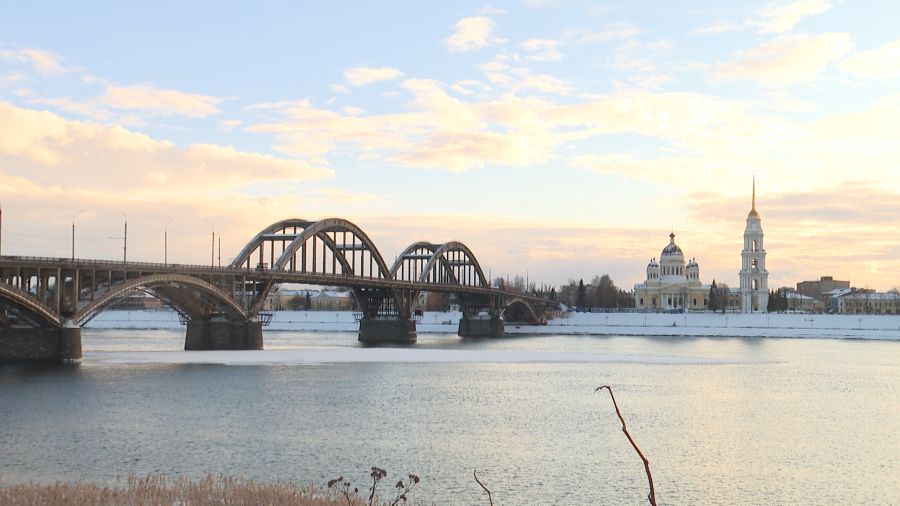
[473, 469, 493, 506]
[595, 385, 657, 506]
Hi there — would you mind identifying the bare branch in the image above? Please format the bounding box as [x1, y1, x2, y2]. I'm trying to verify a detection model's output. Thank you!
[473, 469, 493, 506]
[595, 385, 657, 506]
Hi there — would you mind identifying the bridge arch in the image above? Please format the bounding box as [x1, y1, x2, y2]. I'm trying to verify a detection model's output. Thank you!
[74, 274, 247, 326]
[234, 218, 402, 316]
[231, 218, 315, 269]
[414, 241, 489, 288]
[501, 297, 540, 323]
[0, 282, 62, 328]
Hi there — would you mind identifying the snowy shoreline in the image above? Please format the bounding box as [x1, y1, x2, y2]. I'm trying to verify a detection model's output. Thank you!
[85, 309, 900, 341]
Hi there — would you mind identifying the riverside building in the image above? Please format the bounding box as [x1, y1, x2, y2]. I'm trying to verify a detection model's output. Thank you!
[634, 233, 710, 311]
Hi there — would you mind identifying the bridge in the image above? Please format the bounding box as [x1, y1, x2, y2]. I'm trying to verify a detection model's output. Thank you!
[0, 217, 555, 363]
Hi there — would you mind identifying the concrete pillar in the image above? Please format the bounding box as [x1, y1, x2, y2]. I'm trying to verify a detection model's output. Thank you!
[0, 324, 82, 364]
[358, 318, 417, 345]
[184, 316, 264, 351]
[60, 319, 83, 363]
[458, 316, 505, 338]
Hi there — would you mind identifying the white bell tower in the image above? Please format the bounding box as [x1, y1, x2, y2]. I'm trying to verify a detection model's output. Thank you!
[740, 177, 769, 312]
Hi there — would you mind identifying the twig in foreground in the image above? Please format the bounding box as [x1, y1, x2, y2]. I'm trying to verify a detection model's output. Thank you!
[473, 469, 493, 506]
[595, 385, 657, 506]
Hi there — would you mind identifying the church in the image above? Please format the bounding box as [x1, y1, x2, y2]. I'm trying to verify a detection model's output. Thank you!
[633, 179, 769, 312]
[633, 233, 710, 311]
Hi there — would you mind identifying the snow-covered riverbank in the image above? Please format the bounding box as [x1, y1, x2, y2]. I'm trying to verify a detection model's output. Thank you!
[85, 309, 900, 340]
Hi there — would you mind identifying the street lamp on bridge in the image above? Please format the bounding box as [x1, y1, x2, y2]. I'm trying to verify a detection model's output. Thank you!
[164, 219, 175, 266]
[115, 209, 127, 266]
[217, 227, 228, 268]
[71, 209, 84, 260]
[203, 219, 215, 267]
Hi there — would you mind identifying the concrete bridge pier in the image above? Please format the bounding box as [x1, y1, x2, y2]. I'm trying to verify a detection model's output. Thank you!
[184, 315, 264, 351]
[0, 320, 82, 363]
[358, 318, 417, 345]
[458, 315, 505, 338]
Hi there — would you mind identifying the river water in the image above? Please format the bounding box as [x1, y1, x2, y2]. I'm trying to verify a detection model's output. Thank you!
[1, 330, 898, 505]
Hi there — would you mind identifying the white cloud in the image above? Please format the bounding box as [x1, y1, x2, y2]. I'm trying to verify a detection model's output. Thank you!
[582, 23, 642, 43]
[100, 84, 223, 117]
[343, 66, 404, 87]
[520, 38, 564, 61]
[693, 1, 831, 36]
[840, 40, 900, 79]
[445, 16, 496, 52]
[0, 48, 66, 73]
[0, 100, 332, 191]
[690, 22, 744, 36]
[715, 33, 853, 86]
[757, 0, 832, 33]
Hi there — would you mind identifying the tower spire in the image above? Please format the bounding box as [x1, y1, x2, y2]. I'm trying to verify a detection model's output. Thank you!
[752, 175, 756, 212]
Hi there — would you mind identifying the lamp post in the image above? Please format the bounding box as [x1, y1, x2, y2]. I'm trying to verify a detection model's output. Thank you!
[71, 209, 84, 260]
[204, 219, 215, 267]
[164, 220, 175, 266]
[115, 209, 127, 266]
[216, 227, 228, 268]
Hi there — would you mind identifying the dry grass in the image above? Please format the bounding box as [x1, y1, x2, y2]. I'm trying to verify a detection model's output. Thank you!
[0, 475, 370, 506]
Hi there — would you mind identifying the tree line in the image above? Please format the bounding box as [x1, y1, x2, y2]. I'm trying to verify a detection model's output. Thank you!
[558, 275, 635, 309]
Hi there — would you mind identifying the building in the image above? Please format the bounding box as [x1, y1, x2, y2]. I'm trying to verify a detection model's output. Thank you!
[634, 233, 710, 311]
[739, 178, 769, 312]
[797, 276, 850, 305]
[834, 290, 900, 314]
[785, 291, 818, 312]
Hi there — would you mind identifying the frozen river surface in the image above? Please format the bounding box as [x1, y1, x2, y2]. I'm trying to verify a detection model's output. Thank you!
[1, 330, 898, 505]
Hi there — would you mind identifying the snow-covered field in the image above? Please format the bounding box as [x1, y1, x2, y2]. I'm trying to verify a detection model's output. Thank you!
[86, 309, 900, 340]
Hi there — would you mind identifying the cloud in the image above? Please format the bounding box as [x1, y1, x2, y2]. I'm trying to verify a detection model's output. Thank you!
[715, 33, 853, 86]
[692, 1, 831, 36]
[445, 16, 496, 52]
[757, 0, 832, 33]
[0, 48, 66, 73]
[99, 84, 223, 117]
[520, 38, 564, 61]
[0, 100, 332, 191]
[318, 187, 385, 203]
[343, 66, 404, 87]
[581, 23, 642, 43]
[690, 22, 744, 35]
[840, 40, 900, 79]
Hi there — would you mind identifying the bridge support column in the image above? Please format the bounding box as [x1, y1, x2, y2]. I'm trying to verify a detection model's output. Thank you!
[458, 315, 505, 338]
[184, 315, 264, 351]
[0, 323, 82, 363]
[358, 318, 417, 345]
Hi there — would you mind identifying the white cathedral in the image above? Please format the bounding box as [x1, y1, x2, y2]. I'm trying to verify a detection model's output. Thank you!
[634, 179, 769, 312]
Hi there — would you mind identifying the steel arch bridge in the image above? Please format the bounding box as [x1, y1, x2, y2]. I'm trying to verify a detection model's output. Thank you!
[0, 216, 556, 362]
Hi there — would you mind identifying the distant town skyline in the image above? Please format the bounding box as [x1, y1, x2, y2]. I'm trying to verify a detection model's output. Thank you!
[2, 1, 899, 290]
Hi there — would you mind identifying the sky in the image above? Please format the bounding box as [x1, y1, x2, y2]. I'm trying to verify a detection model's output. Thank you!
[2, 0, 900, 291]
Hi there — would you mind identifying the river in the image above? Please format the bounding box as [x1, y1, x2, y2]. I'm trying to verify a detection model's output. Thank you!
[1, 329, 898, 504]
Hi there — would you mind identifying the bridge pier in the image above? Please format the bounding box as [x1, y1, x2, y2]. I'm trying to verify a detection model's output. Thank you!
[0, 321, 82, 363]
[184, 315, 263, 351]
[358, 318, 417, 345]
[458, 315, 505, 338]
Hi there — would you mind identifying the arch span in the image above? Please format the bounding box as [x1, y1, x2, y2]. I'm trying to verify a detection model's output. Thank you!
[415, 241, 489, 288]
[0, 282, 62, 328]
[501, 298, 540, 322]
[75, 274, 247, 326]
[231, 218, 315, 269]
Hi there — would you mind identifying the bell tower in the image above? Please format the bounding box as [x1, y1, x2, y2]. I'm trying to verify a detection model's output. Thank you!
[740, 177, 768, 312]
